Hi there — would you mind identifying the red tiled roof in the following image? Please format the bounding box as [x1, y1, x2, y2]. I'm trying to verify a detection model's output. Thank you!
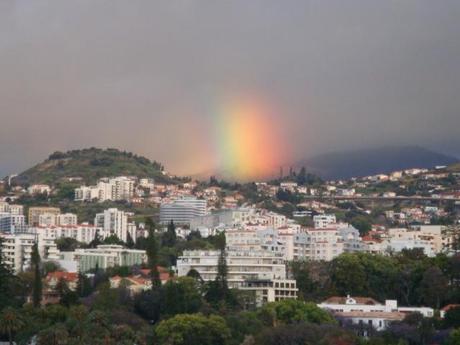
[46, 271, 78, 282]
[441, 304, 460, 312]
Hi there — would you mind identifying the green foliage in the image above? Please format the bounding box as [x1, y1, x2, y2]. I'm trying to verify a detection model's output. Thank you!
[55, 237, 82, 252]
[31, 242, 42, 308]
[0, 307, 25, 345]
[445, 328, 460, 345]
[155, 313, 231, 345]
[259, 300, 336, 326]
[350, 215, 372, 235]
[16, 147, 179, 186]
[444, 308, 460, 329]
[162, 220, 177, 247]
[254, 322, 356, 345]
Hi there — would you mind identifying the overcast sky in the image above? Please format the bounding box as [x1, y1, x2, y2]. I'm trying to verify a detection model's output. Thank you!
[0, 0, 459, 177]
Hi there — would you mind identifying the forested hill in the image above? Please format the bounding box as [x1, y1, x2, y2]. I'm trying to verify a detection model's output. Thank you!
[15, 148, 182, 186]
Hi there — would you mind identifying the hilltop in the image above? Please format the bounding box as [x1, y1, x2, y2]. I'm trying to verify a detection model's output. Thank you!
[14, 148, 182, 186]
[295, 146, 459, 180]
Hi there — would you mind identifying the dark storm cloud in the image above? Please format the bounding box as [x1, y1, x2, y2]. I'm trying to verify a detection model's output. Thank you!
[0, 0, 459, 176]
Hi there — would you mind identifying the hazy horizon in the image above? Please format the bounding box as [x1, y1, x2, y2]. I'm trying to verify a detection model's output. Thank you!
[1, 1, 460, 178]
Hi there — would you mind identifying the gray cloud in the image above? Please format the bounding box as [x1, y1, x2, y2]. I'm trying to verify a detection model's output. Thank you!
[0, 0, 459, 176]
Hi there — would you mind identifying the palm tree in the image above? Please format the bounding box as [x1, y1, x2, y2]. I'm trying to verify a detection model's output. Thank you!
[0, 307, 24, 345]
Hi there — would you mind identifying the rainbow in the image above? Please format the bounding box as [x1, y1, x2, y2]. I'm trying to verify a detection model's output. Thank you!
[215, 100, 287, 180]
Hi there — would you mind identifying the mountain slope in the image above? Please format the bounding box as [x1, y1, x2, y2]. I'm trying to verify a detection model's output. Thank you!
[296, 146, 459, 180]
[15, 148, 178, 186]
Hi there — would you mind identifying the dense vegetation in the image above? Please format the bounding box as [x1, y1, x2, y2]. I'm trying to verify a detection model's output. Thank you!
[14, 147, 184, 186]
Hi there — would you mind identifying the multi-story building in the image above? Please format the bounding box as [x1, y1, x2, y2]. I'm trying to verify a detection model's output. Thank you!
[0, 202, 24, 215]
[72, 245, 147, 272]
[27, 184, 51, 195]
[28, 207, 60, 226]
[0, 213, 26, 233]
[240, 279, 298, 306]
[38, 212, 78, 227]
[30, 224, 101, 244]
[57, 213, 78, 226]
[177, 248, 286, 288]
[0, 233, 59, 273]
[94, 208, 136, 242]
[313, 214, 337, 229]
[75, 176, 135, 202]
[160, 197, 207, 224]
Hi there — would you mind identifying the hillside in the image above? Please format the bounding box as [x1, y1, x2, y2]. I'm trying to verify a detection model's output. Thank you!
[15, 148, 181, 186]
[296, 146, 459, 180]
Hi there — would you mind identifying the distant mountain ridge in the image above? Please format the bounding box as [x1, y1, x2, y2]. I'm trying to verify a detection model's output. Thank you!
[14, 148, 181, 186]
[295, 146, 459, 180]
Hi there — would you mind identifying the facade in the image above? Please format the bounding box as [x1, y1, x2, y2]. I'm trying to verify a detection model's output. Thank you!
[75, 176, 135, 202]
[27, 184, 51, 195]
[57, 213, 78, 226]
[0, 213, 26, 233]
[94, 208, 136, 242]
[240, 279, 298, 306]
[319, 295, 434, 335]
[160, 197, 207, 224]
[0, 202, 23, 215]
[31, 224, 101, 244]
[313, 214, 337, 228]
[0, 233, 59, 273]
[73, 245, 147, 272]
[177, 249, 286, 288]
[28, 207, 60, 226]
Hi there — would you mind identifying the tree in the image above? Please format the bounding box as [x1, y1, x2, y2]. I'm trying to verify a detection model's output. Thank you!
[254, 322, 353, 345]
[155, 313, 231, 345]
[444, 307, 460, 329]
[0, 307, 24, 345]
[350, 215, 372, 236]
[0, 237, 15, 310]
[445, 328, 460, 345]
[89, 231, 102, 248]
[126, 232, 135, 249]
[206, 242, 235, 307]
[162, 220, 177, 247]
[160, 277, 202, 317]
[31, 242, 42, 308]
[145, 218, 161, 288]
[331, 253, 368, 296]
[55, 237, 81, 252]
[258, 300, 336, 327]
[419, 266, 448, 308]
[76, 272, 92, 297]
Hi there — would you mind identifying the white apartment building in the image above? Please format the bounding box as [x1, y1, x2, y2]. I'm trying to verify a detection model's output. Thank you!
[94, 208, 136, 242]
[30, 224, 101, 244]
[160, 197, 207, 224]
[177, 249, 287, 288]
[0, 233, 59, 273]
[314, 214, 337, 229]
[0, 202, 23, 215]
[38, 212, 78, 227]
[72, 245, 147, 272]
[307, 228, 344, 261]
[139, 178, 155, 190]
[268, 212, 287, 229]
[57, 213, 78, 226]
[75, 176, 135, 202]
[27, 184, 51, 195]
